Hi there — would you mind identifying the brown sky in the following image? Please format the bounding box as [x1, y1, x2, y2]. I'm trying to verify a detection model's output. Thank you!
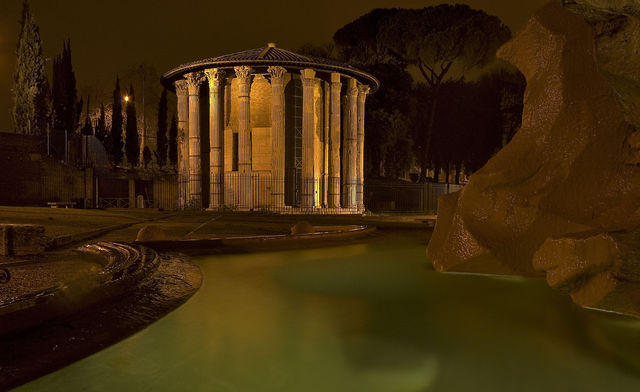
[0, 0, 549, 131]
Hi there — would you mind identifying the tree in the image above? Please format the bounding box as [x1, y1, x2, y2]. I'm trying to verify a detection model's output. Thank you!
[12, 0, 48, 136]
[168, 115, 178, 167]
[95, 103, 107, 143]
[367, 108, 413, 179]
[125, 84, 139, 167]
[295, 42, 335, 59]
[335, 5, 512, 179]
[143, 146, 152, 168]
[52, 39, 82, 159]
[155, 88, 168, 167]
[81, 115, 93, 135]
[109, 76, 124, 165]
[52, 39, 82, 134]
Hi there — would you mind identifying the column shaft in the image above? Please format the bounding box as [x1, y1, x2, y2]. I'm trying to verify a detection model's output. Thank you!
[328, 73, 341, 208]
[356, 85, 369, 211]
[301, 69, 316, 209]
[344, 78, 358, 208]
[323, 81, 330, 207]
[185, 72, 204, 209]
[235, 66, 252, 209]
[268, 66, 286, 209]
[175, 80, 189, 209]
[205, 69, 225, 209]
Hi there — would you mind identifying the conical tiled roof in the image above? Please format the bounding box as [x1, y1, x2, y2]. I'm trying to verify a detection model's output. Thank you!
[162, 43, 379, 90]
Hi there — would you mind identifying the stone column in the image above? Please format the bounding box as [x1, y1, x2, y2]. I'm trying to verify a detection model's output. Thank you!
[301, 69, 316, 209]
[185, 72, 205, 209]
[204, 68, 225, 209]
[341, 95, 349, 207]
[268, 66, 286, 210]
[323, 81, 330, 208]
[328, 73, 341, 208]
[174, 80, 189, 209]
[356, 84, 369, 211]
[234, 66, 252, 209]
[344, 78, 358, 208]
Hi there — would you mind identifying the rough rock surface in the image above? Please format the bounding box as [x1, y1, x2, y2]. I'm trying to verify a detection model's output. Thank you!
[427, 1, 640, 315]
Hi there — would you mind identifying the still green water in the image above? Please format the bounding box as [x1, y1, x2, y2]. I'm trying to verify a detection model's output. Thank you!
[17, 233, 640, 391]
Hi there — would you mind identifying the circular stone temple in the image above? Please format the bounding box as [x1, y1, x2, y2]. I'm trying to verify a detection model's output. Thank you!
[162, 43, 379, 213]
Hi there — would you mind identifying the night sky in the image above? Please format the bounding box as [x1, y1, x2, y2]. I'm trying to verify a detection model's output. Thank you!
[0, 0, 548, 131]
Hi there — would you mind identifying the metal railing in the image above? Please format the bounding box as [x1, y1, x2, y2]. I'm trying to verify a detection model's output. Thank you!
[365, 182, 463, 214]
[175, 173, 361, 213]
[98, 198, 130, 209]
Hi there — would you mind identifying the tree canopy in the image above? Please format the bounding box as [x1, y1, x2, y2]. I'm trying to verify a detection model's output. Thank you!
[334, 4, 515, 181]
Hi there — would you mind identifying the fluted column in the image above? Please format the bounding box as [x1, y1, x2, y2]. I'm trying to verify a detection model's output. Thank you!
[301, 69, 316, 209]
[268, 66, 286, 209]
[185, 72, 205, 209]
[344, 78, 358, 208]
[323, 81, 330, 208]
[356, 84, 369, 211]
[234, 66, 252, 209]
[204, 68, 225, 209]
[174, 80, 189, 209]
[328, 73, 342, 208]
[341, 95, 349, 207]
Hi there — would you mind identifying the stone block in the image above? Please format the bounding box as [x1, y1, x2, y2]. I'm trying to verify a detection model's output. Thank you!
[0, 224, 47, 257]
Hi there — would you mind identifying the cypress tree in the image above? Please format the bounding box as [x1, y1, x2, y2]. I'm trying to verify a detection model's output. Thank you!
[52, 39, 82, 158]
[81, 116, 93, 135]
[168, 115, 178, 167]
[52, 39, 81, 134]
[156, 88, 168, 167]
[12, 0, 48, 136]
[143, 146, 152, 168]
[95, 103, 107, 143]
[125, 84, 140, 167]
[80, 95, 92, 135]
[110, 77, 124, 165]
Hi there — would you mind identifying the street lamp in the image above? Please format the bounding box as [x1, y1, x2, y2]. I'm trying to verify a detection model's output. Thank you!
[124, 95, 130, 103]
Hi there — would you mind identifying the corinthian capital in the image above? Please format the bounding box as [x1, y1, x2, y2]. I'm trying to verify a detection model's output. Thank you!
[174, 80, 188, 96]
[204, 68, 226, 88]
[267, 66, 287, 83]
[184, 71, 206, 93]
[234, 66, 252, 83]
[300, 68, 316, 89]
[347, 78, 359, 97]
[358, 85, 370, 100]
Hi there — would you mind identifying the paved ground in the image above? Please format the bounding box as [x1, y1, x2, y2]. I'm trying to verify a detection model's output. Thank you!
[0, 206, 164, 238]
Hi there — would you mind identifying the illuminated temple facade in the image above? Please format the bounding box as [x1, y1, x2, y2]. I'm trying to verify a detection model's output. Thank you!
[162, 43, 378, 213]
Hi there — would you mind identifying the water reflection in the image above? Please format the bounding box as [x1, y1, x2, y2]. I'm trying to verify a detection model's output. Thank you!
[17, 233, 640, 391]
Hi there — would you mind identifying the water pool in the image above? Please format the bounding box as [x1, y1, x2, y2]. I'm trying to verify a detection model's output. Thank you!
[16, 233, 640, 391]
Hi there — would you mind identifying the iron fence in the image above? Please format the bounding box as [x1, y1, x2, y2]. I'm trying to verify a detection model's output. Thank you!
[98, 198, 130, 209]
[365, 182, 463, 214]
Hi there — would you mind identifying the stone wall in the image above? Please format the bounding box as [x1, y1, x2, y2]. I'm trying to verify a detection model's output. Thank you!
[0, 132, 92, 206]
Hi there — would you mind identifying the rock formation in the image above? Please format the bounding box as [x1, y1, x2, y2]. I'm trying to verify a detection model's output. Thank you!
[427, 0, 640, 315]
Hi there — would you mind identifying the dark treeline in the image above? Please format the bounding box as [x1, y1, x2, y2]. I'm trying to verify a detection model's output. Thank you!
[303, 4, 526, 183]
[11, 0, 176, 170]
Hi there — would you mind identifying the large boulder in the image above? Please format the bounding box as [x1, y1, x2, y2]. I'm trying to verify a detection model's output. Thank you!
[427, 1, 640, 315]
